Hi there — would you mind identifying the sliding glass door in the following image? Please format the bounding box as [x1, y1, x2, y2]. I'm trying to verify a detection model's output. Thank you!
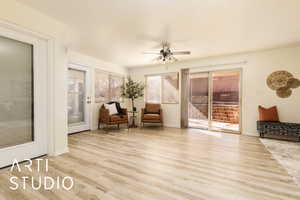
[189, 72, 209, 129]
[211, 70, 241, 133]
[188, 69, 241, 134]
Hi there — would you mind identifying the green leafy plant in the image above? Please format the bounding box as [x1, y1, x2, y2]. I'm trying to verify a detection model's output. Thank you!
[121, 77, 145, 111]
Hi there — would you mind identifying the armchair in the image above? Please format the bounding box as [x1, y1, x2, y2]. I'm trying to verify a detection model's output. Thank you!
[98, 104, 128, 129]
[141, 103, 163, 127]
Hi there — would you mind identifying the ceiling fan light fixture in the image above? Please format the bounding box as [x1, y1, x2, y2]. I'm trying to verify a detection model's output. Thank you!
[143, 42, 191, 64]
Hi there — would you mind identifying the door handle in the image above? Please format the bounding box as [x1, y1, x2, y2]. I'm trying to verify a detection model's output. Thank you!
[87, 100, 91, 104]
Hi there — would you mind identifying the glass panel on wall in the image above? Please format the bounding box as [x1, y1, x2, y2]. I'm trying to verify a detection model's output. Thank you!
[146, 76, 161, 103]
[110, 75, 124, 102]
[0, 36, 33, 149]
[162, 73, 179, 103]
[68, 69, 86, 125]
[211, 70, 240, 132]
[188, 72, 209, 129]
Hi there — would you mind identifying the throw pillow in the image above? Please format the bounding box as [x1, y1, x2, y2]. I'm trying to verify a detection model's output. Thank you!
[258, 106, 279, 122]
[107, 101, 122, 114]
[105, 103, 118, 115]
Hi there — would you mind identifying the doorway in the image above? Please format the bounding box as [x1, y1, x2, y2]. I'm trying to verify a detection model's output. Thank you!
[188, 69, 242, 134]
[0, 28, 48, 168]
[67, 64, 91, 134]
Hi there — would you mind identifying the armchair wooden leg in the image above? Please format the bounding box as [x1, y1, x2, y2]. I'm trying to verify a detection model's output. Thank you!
[117, 123, 120, 129]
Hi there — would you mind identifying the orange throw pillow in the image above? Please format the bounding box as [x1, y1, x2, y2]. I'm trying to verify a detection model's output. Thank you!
[258, 106, 279, 122]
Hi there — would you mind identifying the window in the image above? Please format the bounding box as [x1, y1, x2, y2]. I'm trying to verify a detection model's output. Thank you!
[95, 71, 109, 102]
[95, 69, 124, 103]
[146, 75, 161, 103]
[110, 75, 124, 102]
[162, 73, 179, 103]
[146, 73, 179, 104]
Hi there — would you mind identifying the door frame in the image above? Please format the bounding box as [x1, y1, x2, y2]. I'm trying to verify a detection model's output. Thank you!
[188, 68, 243, 134]
[0, 23, 49, 168]
[68, 63, 92, 134]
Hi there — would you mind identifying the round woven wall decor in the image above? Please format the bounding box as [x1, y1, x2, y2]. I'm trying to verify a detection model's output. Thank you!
[267, 71, 293, 90]
[287, 78, 300, 89]
[276, 87, 292, 98]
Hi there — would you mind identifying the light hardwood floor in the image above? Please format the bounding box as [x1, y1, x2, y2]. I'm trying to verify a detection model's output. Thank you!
[1, 127, 300, 200]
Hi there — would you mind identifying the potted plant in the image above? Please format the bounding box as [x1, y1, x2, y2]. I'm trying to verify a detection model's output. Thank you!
[121, 77, 145, 112]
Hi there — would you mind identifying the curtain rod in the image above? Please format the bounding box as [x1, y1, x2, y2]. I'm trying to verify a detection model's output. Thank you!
[188, 60, 248, 70]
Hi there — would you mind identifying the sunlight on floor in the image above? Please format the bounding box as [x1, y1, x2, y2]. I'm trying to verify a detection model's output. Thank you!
[189, 118, 239, 132]
[189, 128, 223, 138]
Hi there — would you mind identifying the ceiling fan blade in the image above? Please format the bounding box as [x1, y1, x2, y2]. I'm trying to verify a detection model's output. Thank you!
[152, 56, 162, 61]
[172, 51, 191, 55]
[143, 51, 161, 55]
[136, 34, 161, 43]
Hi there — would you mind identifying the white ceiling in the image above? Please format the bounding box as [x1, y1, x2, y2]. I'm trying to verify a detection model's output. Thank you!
[17, 0, 300, 67]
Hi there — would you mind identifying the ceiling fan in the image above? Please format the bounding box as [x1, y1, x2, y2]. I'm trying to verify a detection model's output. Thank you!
[143, 42, 191, 64]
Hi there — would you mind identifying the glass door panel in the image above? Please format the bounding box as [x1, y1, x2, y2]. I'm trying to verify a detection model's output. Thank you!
[68, 65, 91, 134]
[189, 72, 209, 129]
[211, 70, 241, 133]
[68, 69, 86, 125]
[0, 28, 47, 168]
[0, 35, 33, 149]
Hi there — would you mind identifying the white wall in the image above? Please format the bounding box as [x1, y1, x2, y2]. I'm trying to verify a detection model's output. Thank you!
[68, 51, 128, 130]
[129, 45, 300, 136]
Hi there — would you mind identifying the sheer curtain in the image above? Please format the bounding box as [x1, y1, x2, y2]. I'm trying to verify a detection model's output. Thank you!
[181, 68, 190, 128]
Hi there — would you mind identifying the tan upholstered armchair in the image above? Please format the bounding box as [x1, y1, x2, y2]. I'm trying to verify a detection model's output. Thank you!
[98, 105, 128, 129]
[141, 103, 163, 127]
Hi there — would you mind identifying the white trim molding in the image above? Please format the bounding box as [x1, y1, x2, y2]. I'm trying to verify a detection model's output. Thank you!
[243, 132, 259, 137]
[0, 19, 57, 156]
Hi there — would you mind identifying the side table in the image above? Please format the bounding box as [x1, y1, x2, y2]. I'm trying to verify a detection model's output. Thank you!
[128, 111, 138, 128]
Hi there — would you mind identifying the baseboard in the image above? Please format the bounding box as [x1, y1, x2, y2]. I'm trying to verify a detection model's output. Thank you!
[164, 124, 181, 128]
[243, 132, 259, 137]
[50, 147, 69, 156]
[91, 126, 98, 131]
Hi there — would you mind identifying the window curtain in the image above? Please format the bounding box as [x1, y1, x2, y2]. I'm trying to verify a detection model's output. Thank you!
[181, 68, 190, 128]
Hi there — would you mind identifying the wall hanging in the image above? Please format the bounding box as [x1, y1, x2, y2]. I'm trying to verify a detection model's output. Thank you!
[267, 71, 300, 98]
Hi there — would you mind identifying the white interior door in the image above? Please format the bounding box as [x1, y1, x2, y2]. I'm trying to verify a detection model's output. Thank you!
[0, 27, 48, 168]
[68, 64, 91, 134]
